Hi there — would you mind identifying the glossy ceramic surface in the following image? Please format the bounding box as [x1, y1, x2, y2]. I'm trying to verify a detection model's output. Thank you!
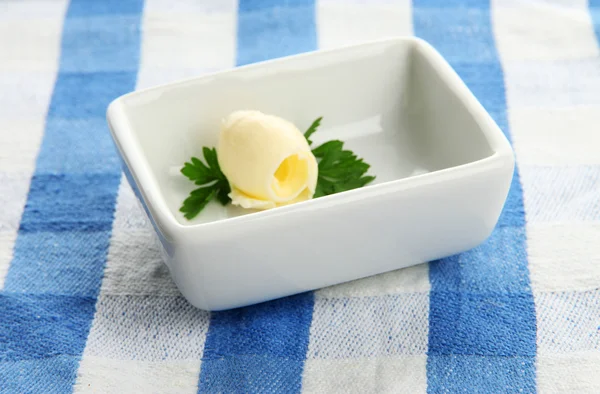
[107, 37, 514, 311]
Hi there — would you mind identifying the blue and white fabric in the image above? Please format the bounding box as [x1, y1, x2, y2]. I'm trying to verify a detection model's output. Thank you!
[1, 0, 599, 392]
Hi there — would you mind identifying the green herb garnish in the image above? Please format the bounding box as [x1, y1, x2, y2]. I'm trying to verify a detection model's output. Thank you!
[303, 119, 375, 198]
[179, 117, 375, 219]
[179, 147, 230, 219]
[303, 116, 322, 145]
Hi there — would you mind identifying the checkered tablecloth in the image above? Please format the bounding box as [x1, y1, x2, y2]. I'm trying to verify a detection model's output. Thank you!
[1, 0, 599, 392]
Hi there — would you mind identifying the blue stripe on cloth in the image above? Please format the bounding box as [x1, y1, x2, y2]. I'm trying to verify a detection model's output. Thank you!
[0, 0, 143, 392]
[0, 294, 96, 361]
[198, 294, 315, 393]
[236, 0, 317, 66]
[590, 1, 600, 43]
[197, 2, 316, 392]
[0, 357, 81, 394]
[412, 1, 537, 393]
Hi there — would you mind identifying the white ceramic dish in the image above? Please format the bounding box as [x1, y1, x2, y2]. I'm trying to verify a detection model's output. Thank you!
[107, 37, 514, 311]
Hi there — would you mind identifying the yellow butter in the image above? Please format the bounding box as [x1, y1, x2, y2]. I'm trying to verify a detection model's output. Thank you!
[217, 110, 318, 210]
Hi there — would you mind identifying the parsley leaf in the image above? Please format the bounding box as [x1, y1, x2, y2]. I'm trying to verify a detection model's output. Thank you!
[179, 148, 231, 220]
[304, 118, 375, 198]
[303, 116, 322, 145]
[181, 157, 213, 185]
[180, 187, 216, 220]
[203, 147, 225, 179]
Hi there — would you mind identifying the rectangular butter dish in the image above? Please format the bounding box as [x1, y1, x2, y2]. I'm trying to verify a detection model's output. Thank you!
[107, 37, 514, 311]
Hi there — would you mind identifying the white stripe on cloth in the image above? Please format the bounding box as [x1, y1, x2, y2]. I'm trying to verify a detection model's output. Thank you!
[136, 0, 237, 89]
[0, 0, 70, 72]
[520, 166, 600, 223]
[528, 223, 600, 293]
[75, 1, 237, 391]
[316, 264, 430, 299]
[316, 0, 412, 50]
[0, 0, 69, 289]
[508, 107, 600, 166]
[303, 4, 426, 392]
[536, 289, 600, 354]
[302, 356, 427, 394]
[536, 289, 600, 393]
[495, 2, 600, 109]
[502, 57, 600, 109]
[74, 359, 206, 394]
[308, 294, 429, 359]
[302, 293, 429, 393]
[496, 2, 600, 168]
[537, 352, 600, 394]
[75, 295, 210, 361]
[495, 2, 600, 393]
[493, 0, 598, 62]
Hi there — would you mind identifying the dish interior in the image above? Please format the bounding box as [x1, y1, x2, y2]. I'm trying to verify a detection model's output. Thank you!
[118, 39, 494, 226]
